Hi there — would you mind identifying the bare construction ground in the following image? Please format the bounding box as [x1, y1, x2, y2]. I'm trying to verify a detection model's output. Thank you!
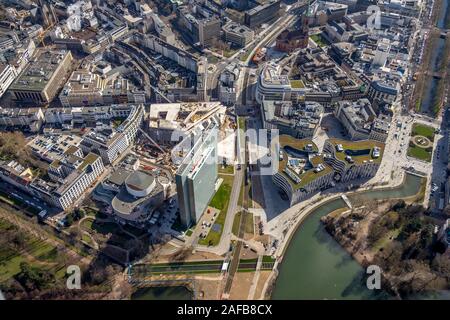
[229, 272, 255, 299]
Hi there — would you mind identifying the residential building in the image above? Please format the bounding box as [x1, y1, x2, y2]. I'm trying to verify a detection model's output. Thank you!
[334, 98, 390, 142]
[133, 33, 201, 73]
[0, 107, 44, 132]
[80, 104, 144, 164]
[32, 151, 104, 210]
[0, 149, 104, 211]
[59, 67, 146, 107]
[0, 63, 16, 98]
[261, 101, 323, 139]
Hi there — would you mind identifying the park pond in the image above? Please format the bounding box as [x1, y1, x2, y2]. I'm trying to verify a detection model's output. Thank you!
[272, 173, 428, 299]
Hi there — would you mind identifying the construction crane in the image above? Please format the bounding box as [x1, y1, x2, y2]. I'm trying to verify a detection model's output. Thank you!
[37, 24, 54, 48]
[137, 128, 174, 166]
[36, 0, 60, 48]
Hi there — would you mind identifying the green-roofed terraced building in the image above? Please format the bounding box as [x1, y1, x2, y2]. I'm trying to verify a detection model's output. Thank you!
[272, 135, 335, 206]
[272, 135, 385, 206]
[323, 138, 384, 183]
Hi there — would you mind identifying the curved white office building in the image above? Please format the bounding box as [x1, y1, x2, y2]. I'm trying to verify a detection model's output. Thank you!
[255, 63, 307, 104]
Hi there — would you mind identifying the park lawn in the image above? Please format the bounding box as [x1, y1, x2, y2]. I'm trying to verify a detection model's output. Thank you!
[232, 212, 254, 237]
[232, 212, 242, 236]
[198, 174, 234, 246]
[0, 250, 29, 282]
[218, 164, 234, 175]
[407, 145, 432, 162]
[82, 234, 93, 245]
[209, 175, 233, 211]
[223, 48, 238, 58]
[207, 55, 219, 64]
[371, 228, 401, 253]
[81, 218, 93, 230]
[0, 219, 66, 283]
[245, 212, 254, 234]
[415, 99, 422, 111]
[240, 51, 251, 62]
[411, 123, 435, 141]
[145, 260, 224, 267]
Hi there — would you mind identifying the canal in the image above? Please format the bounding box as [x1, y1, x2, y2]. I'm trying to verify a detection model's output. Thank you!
[272, 173, 425, 299]
[420, 0, 450, 115]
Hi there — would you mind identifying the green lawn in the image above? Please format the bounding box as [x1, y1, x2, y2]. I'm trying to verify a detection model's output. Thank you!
[310, 34, 328, 47]
[0, 218, 67, 283]
[232, 212, 242, 236]
[218, 164, 234, 175]
[371, 229, 401, 253]
[290, 79, 305, 88]
[408, 123, 435, 162]
[238, 117, 246, 131]
[407, 145, 432, 162]
[198, 175, 234, 246]
[240, 51, 251, 62]
[81, 218, 120, 235]
[231, 211, 253, 238]
[209, 177, 233, 211]
[411, 123, 435, 141]
[245, 212, 254, 234]
[207, 55, 219, 64]
[415, 99, 422, 111]
[223, 48, 237, 58]
[262, 255, 276, 263]
[82, 234, 93, 245]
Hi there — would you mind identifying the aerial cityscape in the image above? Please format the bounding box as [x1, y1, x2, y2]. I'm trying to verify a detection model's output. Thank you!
[0, 0, 449, 302]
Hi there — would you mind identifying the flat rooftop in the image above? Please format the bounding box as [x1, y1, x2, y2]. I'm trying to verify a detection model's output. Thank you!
[9, 49, 70, 92]
[148, 102, 225, 130]
[328, 138, 385, 165]
[277, 135, 331, 189]
[28, 134, 82, 162]
[107, 168, 132, 186]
